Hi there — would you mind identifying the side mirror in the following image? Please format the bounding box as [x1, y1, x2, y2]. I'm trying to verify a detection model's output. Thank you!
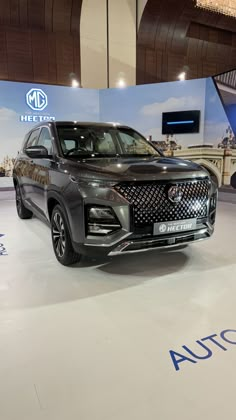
[25, 145, 50, 159]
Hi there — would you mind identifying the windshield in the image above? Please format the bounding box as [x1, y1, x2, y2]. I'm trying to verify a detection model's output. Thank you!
[56, 125, 161, 158]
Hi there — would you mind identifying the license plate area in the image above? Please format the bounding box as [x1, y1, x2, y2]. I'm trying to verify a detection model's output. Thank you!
[154, 218, 197, 236]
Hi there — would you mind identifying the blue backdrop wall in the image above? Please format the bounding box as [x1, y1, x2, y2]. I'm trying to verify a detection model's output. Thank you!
[0, 76, 232, 187]
[100, 78, 206, 148]
[0, 81, 99, 163]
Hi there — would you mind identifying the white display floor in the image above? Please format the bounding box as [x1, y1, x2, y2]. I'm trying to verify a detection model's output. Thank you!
[0, 198, 236, 420]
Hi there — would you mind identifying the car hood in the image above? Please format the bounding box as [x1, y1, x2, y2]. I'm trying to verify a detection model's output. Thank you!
[65, 156, 208, 182]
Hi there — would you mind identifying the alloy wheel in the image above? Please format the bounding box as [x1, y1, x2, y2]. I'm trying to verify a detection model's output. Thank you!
[52, 212, 66, 258]
[16, 186, 22, 214]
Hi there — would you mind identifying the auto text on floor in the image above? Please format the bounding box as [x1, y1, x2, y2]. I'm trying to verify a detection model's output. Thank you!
[0, 234, 8, 256]
[169, 329, 236, 371]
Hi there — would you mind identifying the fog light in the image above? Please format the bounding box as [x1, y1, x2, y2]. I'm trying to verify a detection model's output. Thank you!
[87, 206, 121, 236]
[89, 207, 115, 221]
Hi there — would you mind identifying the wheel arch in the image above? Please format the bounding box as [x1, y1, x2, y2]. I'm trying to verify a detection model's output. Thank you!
[47, 191, 73, 237]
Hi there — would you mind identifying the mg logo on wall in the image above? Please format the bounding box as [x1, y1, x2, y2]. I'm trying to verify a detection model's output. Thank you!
[26, 88, 48, 111]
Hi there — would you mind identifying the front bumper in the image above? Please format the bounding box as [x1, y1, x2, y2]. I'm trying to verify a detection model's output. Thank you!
[108, 224, 213, 255]
[73, 178, 217, 257]
[73, 221, 214, 257]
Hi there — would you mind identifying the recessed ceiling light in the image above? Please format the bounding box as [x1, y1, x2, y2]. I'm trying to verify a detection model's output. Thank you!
[178, 72, 186, 81]
[72, 79, 79, 88]
[117, 78, 126, 88]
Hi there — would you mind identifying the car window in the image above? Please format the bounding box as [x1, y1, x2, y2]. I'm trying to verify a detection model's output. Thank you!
[56, 125, 160, 158]
[63, 139, 76, 152]
[37, 127, 53, 154]
[58, 127, 117, 156]
[118, 131, 156, 155]
[94, 132, 116, 154]
[26, 129, 40, 148]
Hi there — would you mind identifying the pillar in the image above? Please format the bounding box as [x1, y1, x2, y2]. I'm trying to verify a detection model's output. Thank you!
[80, 0, 137, 89]
[222, 149, 232, 186]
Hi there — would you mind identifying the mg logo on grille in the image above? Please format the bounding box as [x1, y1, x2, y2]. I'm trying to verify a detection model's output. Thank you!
[168, 185, 183, 203]
[159, 224, 167, 233]
[26, 88, 48, 111]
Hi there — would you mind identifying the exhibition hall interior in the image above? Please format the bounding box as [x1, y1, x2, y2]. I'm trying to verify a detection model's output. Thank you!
[1, 0, 236, 419]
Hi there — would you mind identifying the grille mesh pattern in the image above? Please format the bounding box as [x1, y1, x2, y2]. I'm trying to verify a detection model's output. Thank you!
[115, 180, 210, 226]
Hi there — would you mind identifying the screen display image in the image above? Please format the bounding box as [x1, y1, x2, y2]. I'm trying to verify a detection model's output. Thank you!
[162, 110, 201, 134]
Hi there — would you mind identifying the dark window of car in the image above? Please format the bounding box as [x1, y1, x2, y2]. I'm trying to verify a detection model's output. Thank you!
[26, 128, 40, 148]
[37, 127, 53, 154]
[56, 125, 160, 158]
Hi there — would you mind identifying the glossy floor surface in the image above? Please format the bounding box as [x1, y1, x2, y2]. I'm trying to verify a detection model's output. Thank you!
[0, 198, 236, 420]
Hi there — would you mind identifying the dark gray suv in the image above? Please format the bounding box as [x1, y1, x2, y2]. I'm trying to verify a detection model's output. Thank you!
[13, 121, 217, 265]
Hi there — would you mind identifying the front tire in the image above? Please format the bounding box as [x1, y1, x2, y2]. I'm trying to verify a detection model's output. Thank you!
[51, 205, 81, 266]
[15, 183, 33, 219]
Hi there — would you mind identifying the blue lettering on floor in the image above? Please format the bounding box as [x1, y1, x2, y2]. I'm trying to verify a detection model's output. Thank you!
[0, 234, 8, 256]
[170, 329, 236, 371]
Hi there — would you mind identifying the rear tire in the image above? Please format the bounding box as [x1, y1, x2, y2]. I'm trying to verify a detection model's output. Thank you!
[51, 205, 81, 266]
[15, 183, 33, 219]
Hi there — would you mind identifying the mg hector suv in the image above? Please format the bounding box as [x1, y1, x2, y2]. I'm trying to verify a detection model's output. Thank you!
[13, 121, 217, 265]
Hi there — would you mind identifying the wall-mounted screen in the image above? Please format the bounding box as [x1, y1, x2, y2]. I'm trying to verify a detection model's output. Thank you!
[162, 110, 200, 134]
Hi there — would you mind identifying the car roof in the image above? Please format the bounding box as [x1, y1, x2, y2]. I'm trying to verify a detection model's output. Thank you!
[31, 121, 130, 129]
[56, 121, 125, 127]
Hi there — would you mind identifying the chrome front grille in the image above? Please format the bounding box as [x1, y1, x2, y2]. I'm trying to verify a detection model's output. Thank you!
[115, 179, 210, 226]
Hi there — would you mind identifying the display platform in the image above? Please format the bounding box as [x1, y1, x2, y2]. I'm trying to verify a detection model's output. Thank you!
[0, 198, 236, 420]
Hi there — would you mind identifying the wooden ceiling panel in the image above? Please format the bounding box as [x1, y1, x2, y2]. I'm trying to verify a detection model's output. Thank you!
[137, 0, 236, 84]
[0, 0, 83, 85]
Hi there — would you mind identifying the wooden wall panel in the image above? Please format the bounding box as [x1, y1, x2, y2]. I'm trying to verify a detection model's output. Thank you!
[146, 49, 157, 84]
[0, 0, 83, 85]
[6, 30, 33, 81]
[28, 0, 45, 30]
[0, 32, 8, 79]
[73, 37, 81, 81]
[56, 34, 74, 84]
[137, 0, 236, 84]
[19, 0, 28, 26]
[32, 31, 49, 83]
[48, 34, 57, 84]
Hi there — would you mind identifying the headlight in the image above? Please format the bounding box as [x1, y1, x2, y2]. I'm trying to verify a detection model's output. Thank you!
[210, 192, 217, 211]
[209, 192, 217, 225]
[86, 206, 121, 235]
[70, 175, 116, 188]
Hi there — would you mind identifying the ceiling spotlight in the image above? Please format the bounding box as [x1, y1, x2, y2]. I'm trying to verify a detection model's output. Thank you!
[178, 72, 186, 81]
[72, 79, 79, 88]
[117, 78, 126, 88]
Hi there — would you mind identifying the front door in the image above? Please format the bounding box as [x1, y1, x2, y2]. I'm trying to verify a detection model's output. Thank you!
[30, 126, 55, 216]
[20, 128, 41, 204]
